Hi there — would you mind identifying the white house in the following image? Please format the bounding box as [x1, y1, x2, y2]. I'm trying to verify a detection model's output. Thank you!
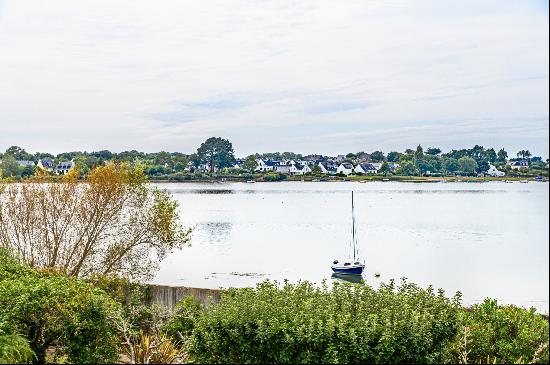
[318, 162, 337, 175]
[275, 165, 292, 174]
[354, 163, 378, 174]
[289, 163, 311, 175]
[255, 159, 276, 172]
[300, 164, 312, 174]
[37, 158, 54, 172]
[507, 160, 529, 170]
[336, 162, 354, 175]
[55, 160, 75, 175]
[487, 165, 505, 177]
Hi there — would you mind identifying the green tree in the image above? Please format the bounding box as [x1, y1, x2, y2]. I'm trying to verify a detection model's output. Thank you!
[0, 155, 21, 178]
[458, 156, 478, 175]
[398, 161, 418, 176]
[378, 162, 391, 176]
[387, 151, 402, 162]
[517, 150, 532, 161]
[485, 148, 497, 164]
[197, 137, 236, 173]
[426, 147, 442, 155]
[369, 151, 385, 162]
[497, 148, 508, 163]
[310, 164, 323, 175]
[4, 146, 33, 161]
[414, 145, 424, 160]
[442, 157, 459, 174]
[243, 155, 258, 171]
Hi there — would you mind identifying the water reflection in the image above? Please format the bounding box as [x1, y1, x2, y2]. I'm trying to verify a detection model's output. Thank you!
[331, 273, 365, 284]
[197, 222, 232, 245]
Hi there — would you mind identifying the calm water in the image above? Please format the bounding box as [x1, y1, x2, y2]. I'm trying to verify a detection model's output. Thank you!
[152, 181, 549, 312]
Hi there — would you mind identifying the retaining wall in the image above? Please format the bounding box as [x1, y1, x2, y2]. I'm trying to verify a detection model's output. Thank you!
[145, 285, 223, 309]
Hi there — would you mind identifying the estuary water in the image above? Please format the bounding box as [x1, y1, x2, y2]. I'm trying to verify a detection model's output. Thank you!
[152, 181, 549, 312]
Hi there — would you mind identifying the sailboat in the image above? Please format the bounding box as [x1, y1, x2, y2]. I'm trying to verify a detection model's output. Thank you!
[331, 191, 365, 275]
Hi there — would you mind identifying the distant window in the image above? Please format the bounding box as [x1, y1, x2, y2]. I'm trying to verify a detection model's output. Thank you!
[344, 262, 351, 266]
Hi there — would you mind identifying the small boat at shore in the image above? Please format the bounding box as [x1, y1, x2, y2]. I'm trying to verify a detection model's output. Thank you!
[332, 191, 365, 276]
[246, 180, 256, 183]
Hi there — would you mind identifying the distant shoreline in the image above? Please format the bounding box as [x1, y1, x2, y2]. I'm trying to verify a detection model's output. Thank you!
[147, 175, 546, 183]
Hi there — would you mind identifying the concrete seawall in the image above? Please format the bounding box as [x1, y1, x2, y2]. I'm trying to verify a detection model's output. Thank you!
[145, 284, 223, 309]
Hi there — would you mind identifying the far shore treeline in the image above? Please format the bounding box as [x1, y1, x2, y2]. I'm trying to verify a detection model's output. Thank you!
[0, 138, 548, 180]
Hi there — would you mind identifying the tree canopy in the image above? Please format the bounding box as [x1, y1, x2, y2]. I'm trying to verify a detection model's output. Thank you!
[196, 137, 236, 173]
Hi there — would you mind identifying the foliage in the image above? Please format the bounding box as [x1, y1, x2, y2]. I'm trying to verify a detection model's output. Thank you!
[458, 156, 478, 175]
[426, 147, 442, 155]
[446, 299, 549, 364]
[369, 151, 385, 162]
[263, 171, 287, 181]
[387, 151, 402, 162]
[164, 296, 205, 340]
[196, 137, 236, 172]
[0, 330, 34, 364]
[398, 161, 419, 176]
[0, 251, 120, 364]
[242, 155, 258, 171]
[190, 279, 462, 364]
[0, 155, 21, 178]
[122, 330, 182, 364]
[0, 162, 192, 281]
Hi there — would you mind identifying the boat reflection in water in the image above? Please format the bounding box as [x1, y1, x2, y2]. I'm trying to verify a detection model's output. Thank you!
[331, 273, 364, 284]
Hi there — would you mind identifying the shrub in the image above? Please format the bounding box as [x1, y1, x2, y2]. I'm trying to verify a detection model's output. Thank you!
[263, 172, 287, 182]
[0, 329, 34, 364]
[164, 295, 205, 340]
[446, 299, 549, 364]
[190, 279, 462, 364]
[0, 251, 120, 364]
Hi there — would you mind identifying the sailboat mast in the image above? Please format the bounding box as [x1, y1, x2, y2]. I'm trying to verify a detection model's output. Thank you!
[352, 191, 356, 260]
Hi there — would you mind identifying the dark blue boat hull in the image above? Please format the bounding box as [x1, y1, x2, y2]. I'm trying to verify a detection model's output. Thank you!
[331, 266, 364, 275]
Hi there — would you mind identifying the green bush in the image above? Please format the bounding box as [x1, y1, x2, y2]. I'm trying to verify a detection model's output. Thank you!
[0, 329, 34, 364]
[0, 251, 120, 364]
[164, 295, 205, 340]
[190, 279, 462, 364]
[263, 172, 287, 182]
[447, 299, 549, 364]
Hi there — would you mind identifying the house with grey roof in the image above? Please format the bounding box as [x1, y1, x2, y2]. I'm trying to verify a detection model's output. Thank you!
[55, 160, 75, 175]
[37, 158, 54, 172]
[336, 162, 354, 175]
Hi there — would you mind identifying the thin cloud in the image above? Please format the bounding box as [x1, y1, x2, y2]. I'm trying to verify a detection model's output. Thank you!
[0, 0, 547, 156]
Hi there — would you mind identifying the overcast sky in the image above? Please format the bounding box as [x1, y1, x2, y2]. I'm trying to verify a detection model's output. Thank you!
[0, 0, 548, 157]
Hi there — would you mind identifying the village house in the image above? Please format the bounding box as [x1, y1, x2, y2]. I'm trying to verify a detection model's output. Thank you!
[255, 159, 277, 172]
[507, 160, 529, 170]
[487, 164, 505, 177]
[318, 161, 337, 175]
[354, 163, 378, 174]
[336, 162, 354, 175]
[54, 160, 75, 175]
[37, 158, 54, 172]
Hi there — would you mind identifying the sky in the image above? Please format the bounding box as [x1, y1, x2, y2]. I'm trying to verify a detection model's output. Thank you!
[0, 0, 548, 157]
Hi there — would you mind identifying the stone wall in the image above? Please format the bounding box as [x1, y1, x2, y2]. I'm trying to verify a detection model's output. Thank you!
[145, 284, 223, 309]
